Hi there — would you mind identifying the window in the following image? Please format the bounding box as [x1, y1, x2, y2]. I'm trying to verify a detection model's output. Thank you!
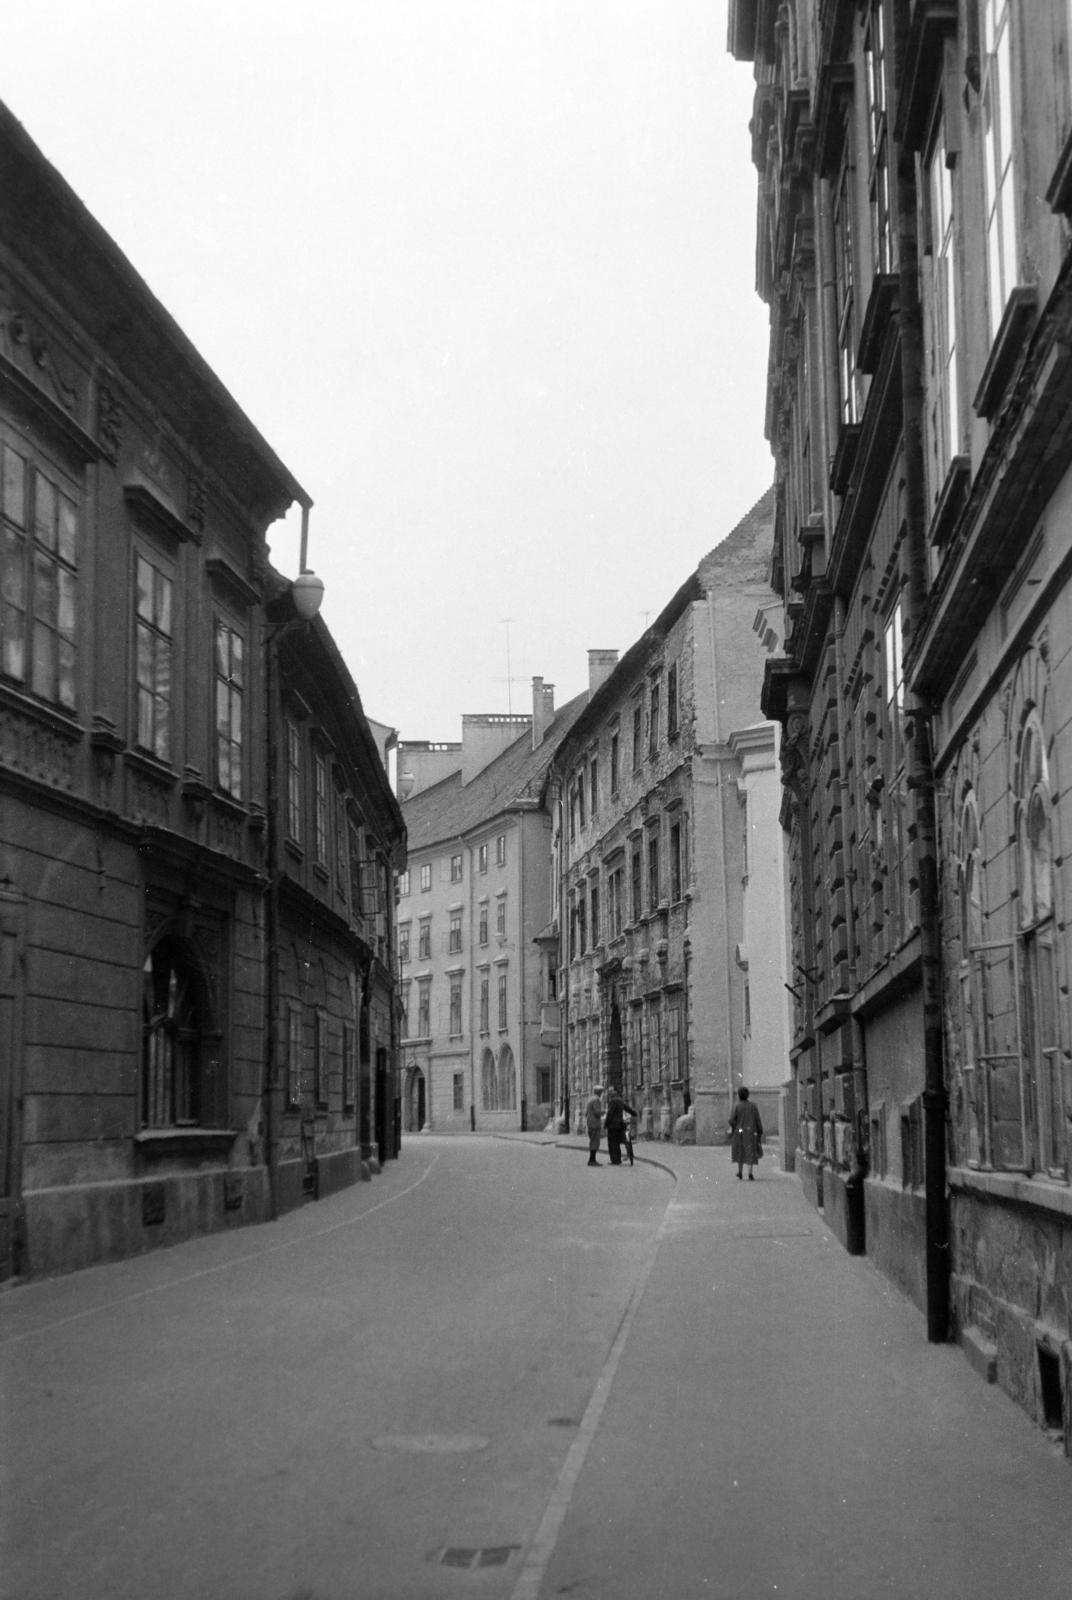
[649, 682, 660, 757]
[479, 904, 489, 945]
[418, 921, 431, 960]
[399, 926, 410, 963]
[451, 853, 462, 883]
[498, 969, 508, 1030]
[215, 621, 244, 799]
[670, 822, 682, 903]
[453, 1072, 465, 1112]
[648, 832, 660, 912]
[417, 979, 431, 1037]
[538, 1066, 552, 1104]
[981, 0, 1018, 341]
[666, 1006, 682, 1080]
[286, 1003, 303, 1108]
[342, 1021, 355, 1110]
[314, 754, 328, 865]
[480, 974, 490, 1032]
[570, 790, 577, 842]
[590, 757, 599, 816]
[924, 114, 960, 499]
[1016, 718, 1066, 1176]
[608, 865, 623, 939]
[334, 785, 347, 898]
[610, 731, 620, 795]
[496, 834, 506, 866]
[833, 143, 859, 427]
[449, 975, 463, 1037]
[314, 1009, 330, 1107]
[578, 774, 586, 829]
[348, 819, 364, 923]
[632, 1009, 644, 1085]
[650, 1004, 662, 1082]
[632, 702, 643, 770]
[398, 869, 410, 897]
[590, 880, 600, 945]
[449, 913, 462, 953]
[400, 981, 410, 1040]
[285, 720, 302, 841]
[420, 863, 432, 892]
[482, 1044, 517, 1111]
[882, 601, 913, 942]
[864, 0, 895, 275]
[496, 897, 507, 937]
[478, 843, 488, 874]
[578, 893, 587, 955]
[632, 847, 642, 923]
[135, 552, 172, 760]
[1, 444, 78, 709]
[142, 939, 207, 1127]
[667, 664, 678, 738]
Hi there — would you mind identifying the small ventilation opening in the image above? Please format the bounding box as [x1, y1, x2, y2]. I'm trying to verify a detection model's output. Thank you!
[1038, 1346, 1063, 1432]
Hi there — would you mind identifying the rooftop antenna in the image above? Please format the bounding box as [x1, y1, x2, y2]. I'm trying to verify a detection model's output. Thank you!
[495, 618, 527, 714]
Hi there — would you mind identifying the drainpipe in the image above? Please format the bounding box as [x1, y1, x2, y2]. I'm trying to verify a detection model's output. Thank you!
[896, 20, 948, 1343]
[263, 623, 281, 1222]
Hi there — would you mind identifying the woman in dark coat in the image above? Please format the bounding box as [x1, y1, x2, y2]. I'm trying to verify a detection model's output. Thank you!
[604, 1087, 638, 1166]
[728, 1086, 763, 1180]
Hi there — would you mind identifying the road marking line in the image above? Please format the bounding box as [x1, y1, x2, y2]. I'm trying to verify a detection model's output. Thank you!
[0, 1155, 440, 1346]
[510, 1186, 678, 1600]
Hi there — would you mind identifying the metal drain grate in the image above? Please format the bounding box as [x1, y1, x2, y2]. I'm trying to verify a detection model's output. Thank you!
[547, 1417, 580, 1427]
[436, 1545, 521, 1570]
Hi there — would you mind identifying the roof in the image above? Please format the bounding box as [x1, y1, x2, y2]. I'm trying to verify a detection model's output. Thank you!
[402, 692, 589, 853]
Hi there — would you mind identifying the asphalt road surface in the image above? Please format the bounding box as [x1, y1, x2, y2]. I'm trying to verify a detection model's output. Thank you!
[3, 1135, 1070, 1600]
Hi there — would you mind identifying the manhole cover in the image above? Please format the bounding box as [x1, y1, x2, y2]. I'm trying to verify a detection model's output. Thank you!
[432, 1546, 521, 1570]
[373, 1434, 489, 1454]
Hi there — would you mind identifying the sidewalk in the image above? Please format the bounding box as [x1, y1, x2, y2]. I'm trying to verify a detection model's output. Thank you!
[505, 1134, 1072, 1600]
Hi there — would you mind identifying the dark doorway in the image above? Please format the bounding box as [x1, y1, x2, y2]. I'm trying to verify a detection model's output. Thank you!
[607, 1001, 623, 1092]
[375, 1046, 389, 1165]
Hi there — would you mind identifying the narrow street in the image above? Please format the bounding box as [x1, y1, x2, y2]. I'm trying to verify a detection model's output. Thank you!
[3, 1138, 1070, 1600]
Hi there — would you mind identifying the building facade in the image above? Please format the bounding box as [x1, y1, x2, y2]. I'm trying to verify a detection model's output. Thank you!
[0, 105, 402, 1279]
[397, 687, 584, 1134]
[731, 0, 1072, 1451]
[547, 493, 788, 1146]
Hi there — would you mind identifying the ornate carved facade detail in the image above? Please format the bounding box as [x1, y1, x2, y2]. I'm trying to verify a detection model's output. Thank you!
[0, 702, 77, 789]
[97, 381, 123, 463]
[186, 474, 207, 538]
[128, 764, 172, 828]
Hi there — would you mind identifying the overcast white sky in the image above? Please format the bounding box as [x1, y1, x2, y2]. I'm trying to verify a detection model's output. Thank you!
[2, 1, 771, 738]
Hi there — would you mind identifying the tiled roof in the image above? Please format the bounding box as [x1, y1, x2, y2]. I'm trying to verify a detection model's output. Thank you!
[401, 692, 588, 852]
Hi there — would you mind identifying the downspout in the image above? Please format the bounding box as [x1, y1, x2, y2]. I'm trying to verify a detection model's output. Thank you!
[707, 589, 735, 1119]
[467, 834, 476, 1132]
[263, 622, 280, 1222]
[895, 9, 948, 1343]
[518, 812, 527, 1131]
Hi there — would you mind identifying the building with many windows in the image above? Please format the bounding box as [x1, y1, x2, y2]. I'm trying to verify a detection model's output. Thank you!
[397, 685, 585, 1133]
[731, 0, 1072, 1451]
[0, 103, 403, 1278]
[545, 492, 787, 1147]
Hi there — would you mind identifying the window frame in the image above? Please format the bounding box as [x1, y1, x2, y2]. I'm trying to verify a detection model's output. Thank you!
[0, 438, 80, 712]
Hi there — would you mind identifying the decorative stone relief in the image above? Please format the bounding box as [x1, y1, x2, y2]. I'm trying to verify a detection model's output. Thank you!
[0, 704, 77, 789]
[128, 766, 171, 827]
[208, 801, 244, 859]
[186, 475, 207, 538]
[97, 382, 123, 463]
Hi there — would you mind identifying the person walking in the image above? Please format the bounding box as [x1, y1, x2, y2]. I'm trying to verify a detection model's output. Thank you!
[585, 1085, 605, 1166]
[728, 1085, 763, 1180]
[604, 1085, 638, 1166]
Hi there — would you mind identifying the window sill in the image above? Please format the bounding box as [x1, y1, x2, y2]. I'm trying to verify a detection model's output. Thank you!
[973, 286, 1037, 420]
[135, 1128, 237, 1158]
[312, 861, 329, 883]
[928, 454, 971, 551]
[284, 838, 304, 863]
[949, 1165, 1072, 1220]
[857, 272, 900, 376]
[126, 746, 177, 786]
[1045, 119, 1072, 215]
[829, 421, 862, 496]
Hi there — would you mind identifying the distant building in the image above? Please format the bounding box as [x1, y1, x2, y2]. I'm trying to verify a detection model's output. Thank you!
[545, 492, 787, 1145]
[397, 685, 585, 1134]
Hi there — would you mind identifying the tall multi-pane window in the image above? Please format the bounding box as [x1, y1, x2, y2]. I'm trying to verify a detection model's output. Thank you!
[136, 553, 172, 760]
[590, 757, 599, 816]
[1017, 718, 1065, 1177]
[632, 848, 642, 923]
[314, 753, 328, 864]
[925, 116, 960, 497]
[479, 904, 489, 945]
[420, 862, 432, 891]
[833, 145, 859, 426]
[982, 0, 1018, 340]
[449, 912, 462, 953]
[666, 1006, 681, 1080]
[633, 703, 643, 770]
[418, 921, 431, 960]
[215, 621, 243, 798]
[670, 822, 682, 903]
[650, 1004, 662, 1082]
[648, 833, 660, 912]
[398, 869, 410, 897]
[334, 786, 347, 897]
[480, 974, 490, 1032]
[286, 1004, 303, 1107]
[496, 834, 506, 866]
[418, 979, 431, 1037]
[400, 981, 411, 1039]
[864, 0, 895, 274]
[610, 731, 620, 795]
[590, 880, 600, 945]
[449, 975, 463, 1037]
[578, 774, 586, 829]
[399, 926, 410, 963]
[883, 601, 912, 941]
[497, 969, 508, 1030]
[649, 683, 660, 757]
[451, 853, 462, 883]
[286, 720, 302, 841]
[578, 893, 587, 955]
[348, 819, 364, 921]
[667, 664, 678, 738]
[478, 844, 488, 874]
[1, 447, 79, 709]
[315, 1009, 329, 1107]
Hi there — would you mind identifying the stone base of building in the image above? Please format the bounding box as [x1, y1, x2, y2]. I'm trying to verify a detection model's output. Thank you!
[692, 1089, 732, 1146]
[823, 1166, 866, 1255]
[23, 1166, 273, 1280]
[275, 1147, 368, 1214]
[864, 1179, 927, 1316]
[797, 1152, 823, 1211]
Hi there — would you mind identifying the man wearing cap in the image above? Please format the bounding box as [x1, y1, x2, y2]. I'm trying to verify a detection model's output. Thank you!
[585, 1085, 604, 1167]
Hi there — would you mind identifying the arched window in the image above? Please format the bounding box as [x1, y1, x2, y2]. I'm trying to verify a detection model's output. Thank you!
[498, 1044, 517, 1112]
[481, 1047, 498, 1111]
[142, 938, 205, 1128]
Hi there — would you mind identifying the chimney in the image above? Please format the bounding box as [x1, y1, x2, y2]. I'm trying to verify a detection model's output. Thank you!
[461, 713, 531, 784]
[531, 676, 556, 748]
[587, 649, 619, 701]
